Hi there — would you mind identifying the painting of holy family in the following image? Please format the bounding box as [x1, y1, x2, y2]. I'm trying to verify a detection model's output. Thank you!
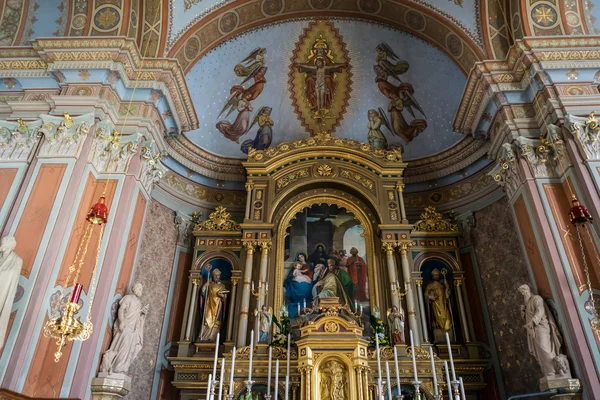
[282, 204, 370, 320]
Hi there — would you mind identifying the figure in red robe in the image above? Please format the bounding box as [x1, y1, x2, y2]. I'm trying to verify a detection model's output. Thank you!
[346, 247, 368, 301]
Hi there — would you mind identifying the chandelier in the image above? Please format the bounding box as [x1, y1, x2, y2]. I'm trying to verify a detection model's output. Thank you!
[43, 196, 109, 361]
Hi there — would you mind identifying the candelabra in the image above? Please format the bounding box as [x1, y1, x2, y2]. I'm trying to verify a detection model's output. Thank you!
[209, 379, 218, 400]
[450, 380, 461, 400]
[43, 189, 109, 361]
[251, 280, 269, 298]
[244, 379, 255, 400]
[391, 280, 408, 300]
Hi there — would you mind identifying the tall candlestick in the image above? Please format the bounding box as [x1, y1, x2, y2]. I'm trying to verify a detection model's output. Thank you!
[410, 329, 418, 382]
[212, 333, 220, 380]
[218, 358, 225, 400]
[459, 377, 466, 400]
[206, 373, 212, 399]
[267, 346, 273, 396]
[286, 333, 291, 377]
[393, 346, 401, 396]
[445, 332, 456, 381]
[274, 359, 280, 400]
[429, 347, 438, 395]
[444, 361, 451, 396]
[248, 330, 254, 381]
[229, 347, 236, 396]
[375, 333, 383, 397]
[284, 376, 289, 400]
[385, 361, 393, 400]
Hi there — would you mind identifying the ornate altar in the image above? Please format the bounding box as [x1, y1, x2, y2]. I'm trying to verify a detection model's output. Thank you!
[170, 133, 489, 399]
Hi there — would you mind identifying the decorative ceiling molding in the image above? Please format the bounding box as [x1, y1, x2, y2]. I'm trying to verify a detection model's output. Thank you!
[167, 0, 485, 76]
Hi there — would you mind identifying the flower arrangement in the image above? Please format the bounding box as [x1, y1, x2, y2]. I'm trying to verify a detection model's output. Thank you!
[370, 306, 390, 347]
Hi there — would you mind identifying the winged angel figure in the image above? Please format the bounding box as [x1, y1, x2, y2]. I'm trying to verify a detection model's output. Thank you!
[216, 48, 270, 144]
[373, 43, 427, 145]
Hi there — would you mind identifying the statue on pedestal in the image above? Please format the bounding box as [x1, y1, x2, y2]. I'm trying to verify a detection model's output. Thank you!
[0, 236, 22, 350]
[256, 305, 272, 343]
[100, 283, 148, 374]
[425, 268, 453, 342]
[387, 305, 405, 344]
[199, 268, 229, 342]
[518, 284, 571, 380]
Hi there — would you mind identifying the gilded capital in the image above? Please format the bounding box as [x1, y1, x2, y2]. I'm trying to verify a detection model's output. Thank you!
[191, 278, 201, 286]
[242, 240, 256, 254]
[395, 182, 405, 193]
[454, 279, 463, 287]
[397, 241, 412, 255]
[415, 278, 423, 287]
[382, 241, 395, 255]
[258, 240, 272, 253]
[245, 180, 255, 192]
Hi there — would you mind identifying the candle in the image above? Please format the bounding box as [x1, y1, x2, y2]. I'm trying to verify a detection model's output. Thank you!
[303, 298, 306, 310]
[218, 358, 225, 400]
[70, 283, 82, 303]
[267, 346, 272, 396]
[393, 346, 401, 396]
[459, 377, 466, 400]
[229, 347, 236, 396]
[274, 359, 280, 400]
[445, 332, 456, 381]
[375, 333, 383, 398]
[286, 333, 291, 377]
[429, 347, 438, 395]
[354, 300, 358, 311]
[284, 376, 290, 400]
[385, 361, 393, 400]
[248, 329, 254, 381]
[212, 333, 220, 380]
[444, 361, 451, 397]
[266, 282, 269, 292]
[206, 373, 212, 399]
[252, 281, 255, 292]
[297, 303, 300, 316]
[410, 329, 418, 382]
[360, 303, 363, 313]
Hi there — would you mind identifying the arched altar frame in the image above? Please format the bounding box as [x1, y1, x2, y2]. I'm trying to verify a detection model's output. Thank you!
[271, 192, 380, 321]
[193, 250, 240, 272]
[412, 252, 461, 273]
[313, 353, 356, 400]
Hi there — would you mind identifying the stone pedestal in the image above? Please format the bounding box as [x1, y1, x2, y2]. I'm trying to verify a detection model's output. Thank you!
[539, 377, 582, 400]
[91, 373, 132, 400]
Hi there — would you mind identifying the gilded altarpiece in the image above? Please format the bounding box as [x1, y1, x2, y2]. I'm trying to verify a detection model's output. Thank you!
[171, 134, 489, 399]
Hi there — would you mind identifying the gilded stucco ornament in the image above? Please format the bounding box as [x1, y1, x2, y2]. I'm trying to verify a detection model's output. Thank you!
[246, 132, 402, 163]
[516, 125, 569, 178]
[412, 207, 458, 233]
[0, 118, 42, 161]
[194, 206, 241, 232]
[39, 112, 94, 158]
[566, 112, 600, 160]
[489, 142, 524, 200]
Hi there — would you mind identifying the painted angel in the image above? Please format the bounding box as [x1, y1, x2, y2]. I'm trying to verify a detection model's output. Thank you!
[376, 43, 409, 82]
[293, 58, 348, 113]
[241, 106, 273, 154]
[218, 66, 267, 119]
[234, 48, 267, 84]
[216, 91, 253, 143]
[367, 109, 388, 149]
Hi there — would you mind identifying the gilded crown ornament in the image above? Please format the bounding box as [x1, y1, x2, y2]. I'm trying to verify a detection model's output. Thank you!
[412, 206, 458, 233]
[195, 206, 241, 232]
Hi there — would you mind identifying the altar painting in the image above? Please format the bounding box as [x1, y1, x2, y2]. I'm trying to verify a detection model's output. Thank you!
[282, 204, 370, 327]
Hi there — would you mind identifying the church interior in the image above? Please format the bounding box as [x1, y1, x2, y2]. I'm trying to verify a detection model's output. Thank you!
[1, 0, 600, 399]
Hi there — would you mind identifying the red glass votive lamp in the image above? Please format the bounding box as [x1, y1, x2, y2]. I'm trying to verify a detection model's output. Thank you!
[70, 283, 83, 304]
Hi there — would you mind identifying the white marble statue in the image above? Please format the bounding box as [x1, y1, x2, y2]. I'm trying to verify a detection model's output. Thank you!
[518, 284, 571, 379]
[100, 283, 149, 374]
[0, 236, 22, 350]
[257, 305, 272, 343]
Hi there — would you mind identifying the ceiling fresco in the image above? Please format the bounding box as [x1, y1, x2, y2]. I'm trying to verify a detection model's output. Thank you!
[184, 19, 466, 161]
[168, 0, 481, 50]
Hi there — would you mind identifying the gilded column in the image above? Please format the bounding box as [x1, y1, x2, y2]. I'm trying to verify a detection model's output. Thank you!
[300, 366, 312, 400]
[395, 182, 407, 224]
[185, 278, 200, 341]
[383, 242, 400, 309]
[398, 241, 419, 344]
[454, 279, 471, 343]
[226, 276, 239, 342]
[364, 369, 371, 400]
[355, 367, 364, 400]
[244, 180, 254, 220]
[237, 241, 255, 347]
[415, 278, 428, 343]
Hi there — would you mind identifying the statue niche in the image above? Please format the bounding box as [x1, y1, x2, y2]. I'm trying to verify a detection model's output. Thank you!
[422, 260, 455, 342]
[318, 359, 349, 400]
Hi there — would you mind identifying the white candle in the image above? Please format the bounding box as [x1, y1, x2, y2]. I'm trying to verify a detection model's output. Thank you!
[385, 361, 393, 400]
[274, 359, 280, 400]
[410, 329, 418, 382]
[297, 303, 300, 315]
[267, 346, 273, 396]
[393, 346, 401, 396]
[445, 332, 456, 381]
[284, 375, 289, 400]
[459, 377, 466, 400]
[229, 347, 236, 396]
[252, 281, 255, 291]
[266, 282, 269, 292]
[249, 329, 254, 381]
[286, 333, 291, 377]
[375, 333, 382, 383]
[354, 300, 358, 311]
[303, 298, 306, 310]
[206, 373, 212, 399]
[444, 360, 451, 396]
[218, 357, 225, 400]
[429, 347, 438, 395]
[212, 333, 220, 380]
